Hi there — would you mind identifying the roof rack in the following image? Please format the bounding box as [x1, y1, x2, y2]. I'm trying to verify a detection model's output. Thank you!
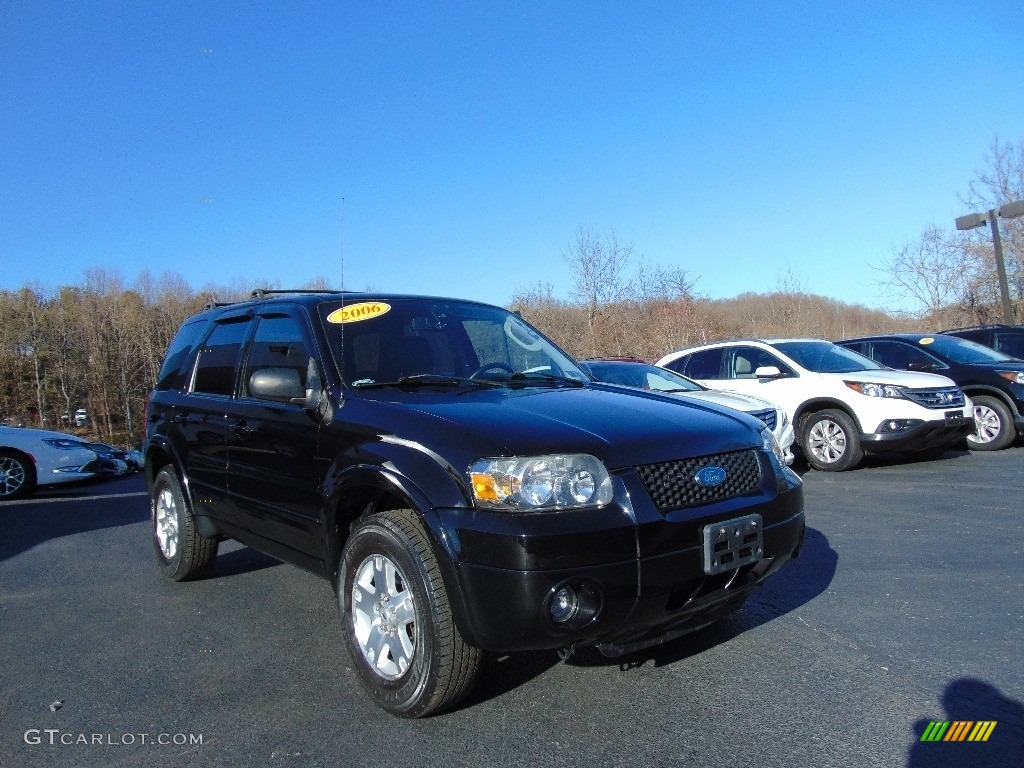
[204, 300, 235, 310]
[250, 288, 353, 300]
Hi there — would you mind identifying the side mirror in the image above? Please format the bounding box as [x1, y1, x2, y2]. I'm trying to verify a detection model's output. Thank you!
[249, 368, 306, 403]
[754, 366, 782, 379]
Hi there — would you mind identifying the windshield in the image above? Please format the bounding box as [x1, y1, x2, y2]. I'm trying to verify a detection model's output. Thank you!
[922, 335, 1019, 364]
[585, 361, 705, 392]
[319, 298, 588, 388]
[772, 340, 885, 373]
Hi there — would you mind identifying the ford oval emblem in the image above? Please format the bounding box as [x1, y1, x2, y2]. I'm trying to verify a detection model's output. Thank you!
[695, 466, 727, 487]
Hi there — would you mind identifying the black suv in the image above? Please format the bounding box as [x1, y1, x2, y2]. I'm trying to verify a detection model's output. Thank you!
[941, 324, 1024, 359]
[837, 333, 1024, 451]
[145, 290, 804, 717]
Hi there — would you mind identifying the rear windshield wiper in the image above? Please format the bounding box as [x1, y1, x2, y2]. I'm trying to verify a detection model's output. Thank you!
[351, 374, 503, 390]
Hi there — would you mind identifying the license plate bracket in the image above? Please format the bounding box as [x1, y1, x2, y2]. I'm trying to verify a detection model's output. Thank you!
[702, 513, 764, 575]
[945, 410, 965, 426]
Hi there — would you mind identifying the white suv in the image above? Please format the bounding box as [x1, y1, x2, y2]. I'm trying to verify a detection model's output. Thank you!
[656, 339, 974, 471]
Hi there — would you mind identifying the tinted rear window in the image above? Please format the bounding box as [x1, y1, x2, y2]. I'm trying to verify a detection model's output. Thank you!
[155, 319, 207, 391]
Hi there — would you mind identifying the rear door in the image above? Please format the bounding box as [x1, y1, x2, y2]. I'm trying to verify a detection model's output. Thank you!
[179, 311, 252, 525]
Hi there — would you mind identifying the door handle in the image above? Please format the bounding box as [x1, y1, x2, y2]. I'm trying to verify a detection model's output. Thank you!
[228, 419, 254, 436]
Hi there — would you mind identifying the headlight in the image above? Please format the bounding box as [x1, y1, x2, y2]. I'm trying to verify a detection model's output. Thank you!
[844, 381, 905, 399]
[761, 427, 787, 466]
[42, 438, 88, 450]
[469, 454, 613, 511]
[997, 371, 1024, 385]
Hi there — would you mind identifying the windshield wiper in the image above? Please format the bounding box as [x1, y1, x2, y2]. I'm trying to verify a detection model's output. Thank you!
[352, 374, 503, 390]
[508, 372, 586, 388]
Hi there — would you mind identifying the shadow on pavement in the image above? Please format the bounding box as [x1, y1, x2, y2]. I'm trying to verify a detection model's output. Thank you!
[906, 678, 1024, 768]
[0, 476, 148, 564]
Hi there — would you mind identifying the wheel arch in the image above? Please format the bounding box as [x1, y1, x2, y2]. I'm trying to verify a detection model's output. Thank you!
[793, 398, 864, 444]
[322, 443, 481, 648]
[961, 385, 1021, 417]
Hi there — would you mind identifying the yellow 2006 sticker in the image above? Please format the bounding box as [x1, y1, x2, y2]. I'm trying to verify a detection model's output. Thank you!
[919, 337, 934, 345]
[326, 302, 391, 324]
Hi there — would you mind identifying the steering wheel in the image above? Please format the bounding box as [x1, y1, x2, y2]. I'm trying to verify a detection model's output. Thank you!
[469, 362, 516, 379]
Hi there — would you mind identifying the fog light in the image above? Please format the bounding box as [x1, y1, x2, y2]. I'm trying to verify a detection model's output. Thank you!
[549, 586, 579, 623]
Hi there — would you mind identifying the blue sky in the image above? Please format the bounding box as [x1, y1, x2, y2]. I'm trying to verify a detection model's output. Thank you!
[2, 1, 1022, 311]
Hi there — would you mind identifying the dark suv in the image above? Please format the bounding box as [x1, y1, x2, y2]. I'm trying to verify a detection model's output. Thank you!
[941, 324, 1024, 359]
[145, 290, 804, 717]
[837, 333, 1024, 451]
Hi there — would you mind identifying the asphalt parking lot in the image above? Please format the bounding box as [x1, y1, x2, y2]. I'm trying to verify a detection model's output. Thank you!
[1, 446, 1022, 768]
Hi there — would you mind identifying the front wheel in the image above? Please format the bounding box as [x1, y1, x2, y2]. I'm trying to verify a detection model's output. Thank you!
[965, 395, 1015, 451]
[339, 509, 482, 717]
[801, 409, 864, 472]
[151, 467, 219, 580]
[0, 450, 36, 500]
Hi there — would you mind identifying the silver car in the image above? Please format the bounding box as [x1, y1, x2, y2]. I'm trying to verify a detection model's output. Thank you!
[581, 360, 796, 465]
[0, 426, 100, 500]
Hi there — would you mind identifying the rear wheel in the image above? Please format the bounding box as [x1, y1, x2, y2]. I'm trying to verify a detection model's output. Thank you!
[801, 409, 863, 472]
[339, 508, 482, 717]
[0, 450, 36, 500]
[151, 467, 219, 580]
[966, 395, 1015, 451]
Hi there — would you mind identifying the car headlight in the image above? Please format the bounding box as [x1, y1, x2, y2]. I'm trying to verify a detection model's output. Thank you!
[42, 438, 88, 450]
[761, 427, 787, 466]
[997, 371, 1024, 385]
[844, 381, 905, 399]
[469, 454, 613, 511]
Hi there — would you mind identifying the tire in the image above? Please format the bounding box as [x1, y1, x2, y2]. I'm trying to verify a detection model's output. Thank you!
[151, 467, 219, 581]
[0, 450, 37, 501]
[339, 508, 482, 718]
[965, 395, 1015, 451]
[801, 409, 864, 472]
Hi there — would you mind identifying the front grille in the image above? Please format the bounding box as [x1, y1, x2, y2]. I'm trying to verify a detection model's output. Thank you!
[903, 386, 966, 409]
[635, 448, 762, 510]
[749, 408, 777, 431]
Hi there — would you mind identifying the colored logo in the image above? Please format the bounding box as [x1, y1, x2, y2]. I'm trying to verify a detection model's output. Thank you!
[326, 302, 391, 324]
[920, 721, 997, 742]
[695, 466, 727, 487]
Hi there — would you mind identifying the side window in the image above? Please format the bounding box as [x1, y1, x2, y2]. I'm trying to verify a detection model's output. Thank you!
[994, 332, 1024, 359]
[241, 315, 311, 400]
[681, 349, 725, 379]
[191, 318, 251, 396]
[728, 346, 792, 379]
[156, 319, 207, 391]
[870, 341, 942, 370]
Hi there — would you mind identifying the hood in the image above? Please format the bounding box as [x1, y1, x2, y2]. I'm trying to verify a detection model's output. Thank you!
[677, 389, 778, 413]
[355, 385, 763, 470]
[0, 426, 91, 444]
[834, 369, 959, 389]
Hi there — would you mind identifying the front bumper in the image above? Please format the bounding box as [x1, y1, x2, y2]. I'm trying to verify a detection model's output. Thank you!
[860, 416, 975, 453]
[434, 457, 805, 654]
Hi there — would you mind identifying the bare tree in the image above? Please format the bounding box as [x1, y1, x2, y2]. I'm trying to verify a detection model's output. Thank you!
[564, 228, 634, 355]
[876, 226, 970, 317]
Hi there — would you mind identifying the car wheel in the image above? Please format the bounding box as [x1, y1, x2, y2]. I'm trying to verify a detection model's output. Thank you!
[339, 508, 482, 717]
[965, 395, 1015, 451]
[151, 467, 219, 580]
[801, 409, 864, 472]
[0, 450, 37, 500]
